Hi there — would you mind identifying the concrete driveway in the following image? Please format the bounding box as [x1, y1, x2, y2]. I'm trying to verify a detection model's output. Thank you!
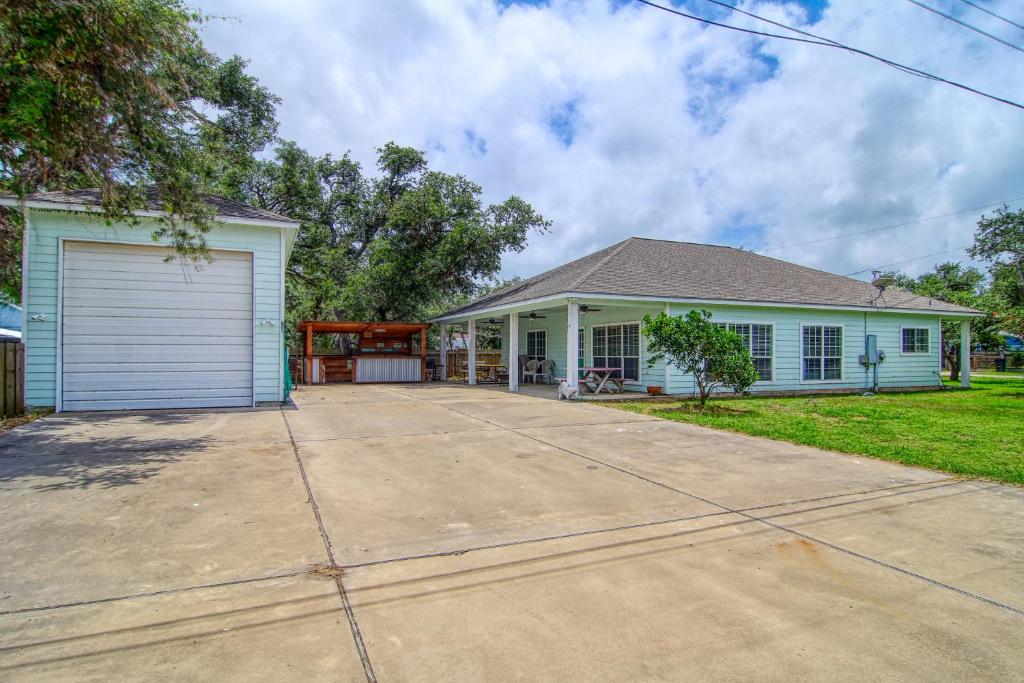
[0, 384, 1021, 681]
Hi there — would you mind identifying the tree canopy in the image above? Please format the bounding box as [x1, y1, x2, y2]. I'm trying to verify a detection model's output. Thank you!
[219, 142, 549, 334]
[642, 310, 759, 406]
[970, 205, 1024, 334]
[0, 0, 279, 261]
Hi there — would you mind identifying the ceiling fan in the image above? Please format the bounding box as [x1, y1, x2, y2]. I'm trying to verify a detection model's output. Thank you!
[519, 311, 547, 320]
[579, 304, 602, 313]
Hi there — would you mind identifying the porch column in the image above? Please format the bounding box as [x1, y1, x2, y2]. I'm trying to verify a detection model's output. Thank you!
[960, 320, 971, 388]
[304, 325, 313, 384]
[508, 312, 519, 392]
[438, 323, 447, 381]
[567, 299, 579, 390]
[468, 319, 477, 385]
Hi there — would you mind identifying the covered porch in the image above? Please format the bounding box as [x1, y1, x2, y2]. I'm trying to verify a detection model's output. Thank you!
[435, 297, 668, 397]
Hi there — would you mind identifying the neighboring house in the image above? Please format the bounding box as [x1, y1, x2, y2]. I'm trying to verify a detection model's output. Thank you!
[435, 237, 980, 395]
[1, 189, 299, 411]
[0, 303, 21, 341]
[999, 332, 1023, 352]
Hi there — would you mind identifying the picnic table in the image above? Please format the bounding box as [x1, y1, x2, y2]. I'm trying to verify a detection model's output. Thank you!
[580, 367, 624, 394]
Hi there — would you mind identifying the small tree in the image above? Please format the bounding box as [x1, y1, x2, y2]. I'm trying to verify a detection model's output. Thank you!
[642, 310, 759, 406]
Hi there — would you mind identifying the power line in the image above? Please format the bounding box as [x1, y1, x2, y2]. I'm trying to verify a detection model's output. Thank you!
[904, 0, 1024, 53]
[634, 0, 1024, 111]
[758, 195, 1024, 252]
[844, 245, 971, 276]
[957, 0, 1024, 33]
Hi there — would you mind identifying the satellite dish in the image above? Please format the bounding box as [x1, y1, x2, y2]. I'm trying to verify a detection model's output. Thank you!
[871, 276, 895, 291]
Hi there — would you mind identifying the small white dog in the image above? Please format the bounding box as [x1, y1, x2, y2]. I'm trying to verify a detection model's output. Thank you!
[558, 379, 580, 401]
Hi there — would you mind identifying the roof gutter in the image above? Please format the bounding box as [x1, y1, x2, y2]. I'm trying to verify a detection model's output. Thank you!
[0, 197, 300, 230]
[432, 290, 982, 322]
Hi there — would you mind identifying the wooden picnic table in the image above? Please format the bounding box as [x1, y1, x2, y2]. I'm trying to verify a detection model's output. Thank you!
[580, 367, 624, 394]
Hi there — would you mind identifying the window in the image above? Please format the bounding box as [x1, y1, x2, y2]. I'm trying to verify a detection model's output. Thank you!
[902, 327, 929, 354]
[802, 325, 843, 381]
[591, 323, 640, 382]
[526, 329, 546, 361]
[713, 322, 774, 381]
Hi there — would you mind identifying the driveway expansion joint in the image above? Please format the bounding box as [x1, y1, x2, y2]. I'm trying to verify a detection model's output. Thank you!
[280, 408, 378, 683]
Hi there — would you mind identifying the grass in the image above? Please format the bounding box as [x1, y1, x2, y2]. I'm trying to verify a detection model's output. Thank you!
[0, 409, 52, 434]
[606, 375, 1024, 485]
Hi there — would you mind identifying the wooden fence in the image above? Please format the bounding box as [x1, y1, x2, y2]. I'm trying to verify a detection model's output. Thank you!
[2, 342, 25, 418]
[425, 350, 503, 379]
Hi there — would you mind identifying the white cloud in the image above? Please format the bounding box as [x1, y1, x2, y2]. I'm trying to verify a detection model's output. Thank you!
[197, 0, 1024, 281]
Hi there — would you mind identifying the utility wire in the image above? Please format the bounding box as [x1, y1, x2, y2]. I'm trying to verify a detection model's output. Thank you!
[844, 245, 971, 275]
[758, 195, 1024, 252]
[958, 0, 1024, 32]
[905, 0, 1024, 53]
[634, 0, 1024, 111]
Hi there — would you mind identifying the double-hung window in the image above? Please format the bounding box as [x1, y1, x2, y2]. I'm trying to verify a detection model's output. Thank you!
[802, 325, 843, 381]
[901, 327, 929, 354]
[591, 323, 641, 382]
[713, 322, 774, 381]
[526, 329, 546, 361]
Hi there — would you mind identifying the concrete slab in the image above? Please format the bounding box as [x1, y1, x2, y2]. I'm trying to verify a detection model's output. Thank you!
[0, 408, 291, 457]
[291, 384, 417, 407]
[301, 429, 719, 564]
[345, 514, 1024, 681]
[0, 441, 326, 611]
[0, 575, 365, 682]
[385, 385, 527, 402]
[520, 419, 948, 509]
[285, 400, 496, 442]
[438, 396, 657, 429]
[762, 480, 1024, 611]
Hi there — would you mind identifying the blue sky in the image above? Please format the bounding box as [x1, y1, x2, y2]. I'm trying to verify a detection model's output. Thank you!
[198, 0, 1024, 281]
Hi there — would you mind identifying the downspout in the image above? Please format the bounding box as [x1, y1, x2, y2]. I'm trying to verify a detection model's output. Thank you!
[864, 311, 869, 392]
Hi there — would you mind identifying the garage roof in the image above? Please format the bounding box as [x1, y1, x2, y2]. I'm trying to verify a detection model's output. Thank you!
[1, 187, 299, 227]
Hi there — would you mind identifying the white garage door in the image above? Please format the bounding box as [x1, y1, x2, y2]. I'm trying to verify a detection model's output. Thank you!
[61, 241, 254, 411]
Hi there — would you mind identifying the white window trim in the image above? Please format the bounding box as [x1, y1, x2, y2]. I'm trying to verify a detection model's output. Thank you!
[590, 320, 643, 384]
[900, 325, 931, 355]
[799, 322, 846, 384]
[712, 319, 776, 384]
[526, 328, 547, 360]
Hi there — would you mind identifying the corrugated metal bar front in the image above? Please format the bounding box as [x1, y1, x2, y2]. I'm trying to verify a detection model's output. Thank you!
[355, 356, 422, 383]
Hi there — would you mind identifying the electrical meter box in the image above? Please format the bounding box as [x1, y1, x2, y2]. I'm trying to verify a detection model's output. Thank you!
[860, 334, 880, 366]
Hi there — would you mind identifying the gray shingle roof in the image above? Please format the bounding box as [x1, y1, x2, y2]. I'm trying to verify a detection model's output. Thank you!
[441, 237, 978, 317]
[18, 188, 298, 224]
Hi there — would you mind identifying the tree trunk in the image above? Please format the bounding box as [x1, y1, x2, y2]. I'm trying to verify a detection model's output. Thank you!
[946, 351, 960, 382]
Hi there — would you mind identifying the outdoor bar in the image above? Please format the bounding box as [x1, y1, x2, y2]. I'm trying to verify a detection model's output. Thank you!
[297, 320, 430, 384]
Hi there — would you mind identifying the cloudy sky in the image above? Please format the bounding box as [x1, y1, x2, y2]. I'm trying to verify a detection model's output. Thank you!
[198, 0, 1024, 282]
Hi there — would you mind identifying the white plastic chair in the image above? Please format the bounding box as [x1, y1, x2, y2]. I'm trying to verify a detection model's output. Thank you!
[523, 359, 542, 384]
[538, 359, 556, 384]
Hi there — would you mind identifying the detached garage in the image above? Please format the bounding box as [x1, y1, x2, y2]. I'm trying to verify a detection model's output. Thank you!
[4, 189, 299, 412]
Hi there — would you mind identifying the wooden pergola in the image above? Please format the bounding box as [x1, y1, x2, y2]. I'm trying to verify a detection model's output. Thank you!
[296, 320, 430, 384]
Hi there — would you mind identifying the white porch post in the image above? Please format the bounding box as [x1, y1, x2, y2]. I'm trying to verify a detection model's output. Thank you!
[468, 319, 477, 385]
[508, 313, 519, 392]
[567, 299, 580, 390]
[438, 322, 447, 381]
[960, 319, 971, 388]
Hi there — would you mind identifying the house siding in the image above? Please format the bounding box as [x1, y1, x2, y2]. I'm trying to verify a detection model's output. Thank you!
[489, 300, 944, 396]
[22, 210, 285, 407]
[665, 303, 943, 395]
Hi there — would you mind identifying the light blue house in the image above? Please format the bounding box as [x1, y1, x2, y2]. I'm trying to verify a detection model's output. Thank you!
[1, 189, 299, 411]
[435, 238, 980, 396]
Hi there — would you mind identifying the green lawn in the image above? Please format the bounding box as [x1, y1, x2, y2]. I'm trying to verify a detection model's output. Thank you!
[606, 375, 1024, 485]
